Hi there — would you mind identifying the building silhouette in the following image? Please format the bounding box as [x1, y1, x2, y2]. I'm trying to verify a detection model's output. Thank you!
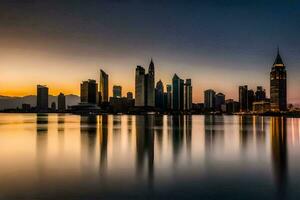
[239, 85, 248, 112]
[155, 80, 164, 110]
[166, 84, 172, 110]
[36, 85, 48, 111]
[135, 65, 146, 106]
[172, 74, 184, 111]
[215, 92, 225, 111]
[247, 89, 255, 111]
[270, 49, 287, 111]
[204, 89, 216, 111]
[146, 59, 155, 107]
[80, 79, 98, 104]
[134, 59, 155, 107]
[127, 92, 133, 99]
[99, 70, 109, 105]
[57, 93, 66, 111]
[184, 79, 192, 111]
[255, 86, 266, 101]
[113, 85, 122, 98]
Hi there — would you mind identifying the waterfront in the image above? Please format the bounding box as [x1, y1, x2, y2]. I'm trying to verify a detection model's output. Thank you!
[0, 114, 300, 199]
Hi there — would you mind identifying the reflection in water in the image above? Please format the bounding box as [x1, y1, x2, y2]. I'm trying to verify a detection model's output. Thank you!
[136, 115, 154, 185]
[99, 115, 108, 173]
[80, 115, 97, 172]
[36, 114, 48, 179]
[271, 117, 288, 199]
[239, 116, 254, 151]
[186, 115, 192, 157]
[172, 115, 184, 163]
[2, 114, 300, 199]
[204, 115, 224, 155]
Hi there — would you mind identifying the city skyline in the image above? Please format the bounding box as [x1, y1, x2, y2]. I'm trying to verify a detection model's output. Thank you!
[0, 1, 300, 104]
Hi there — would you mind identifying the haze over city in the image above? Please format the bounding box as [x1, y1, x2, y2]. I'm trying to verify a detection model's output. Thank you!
[0, 0, 300, 104]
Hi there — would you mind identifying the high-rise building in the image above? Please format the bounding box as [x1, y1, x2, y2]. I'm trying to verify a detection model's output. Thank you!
[215, 93, 225, 111]
[270, 49, 287, 111]
[184, 79, 192, 111]
[81, 79, 98, 104]
[172, 74, 184, 111]
[155, 80, 164, 109]
[134, 59, 156, 107]
[247, 89, 255, 111]
[99, 70, 109, 104]
[37, 85, 48, 111]
[51, 102, 56, 111]
[58, 93, 66, 111]
[127, 92, 133, 100]
[239, 85, 248, 112]
[166, 84, 172, 110]
[113, 85, 122, 98]
[146, 59, 155, 107]
[135, 65, 146, 107]
[255, 86, 266, 101]
[204, 89, 216, 111]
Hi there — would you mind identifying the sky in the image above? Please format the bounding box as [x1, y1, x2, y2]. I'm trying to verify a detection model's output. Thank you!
[0, 0, 299, 103]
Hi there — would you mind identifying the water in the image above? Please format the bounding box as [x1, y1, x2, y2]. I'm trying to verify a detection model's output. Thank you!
[0, 114, 300, 200]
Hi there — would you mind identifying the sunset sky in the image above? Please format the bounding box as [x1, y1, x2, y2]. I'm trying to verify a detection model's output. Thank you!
[0, 0, 299, 103]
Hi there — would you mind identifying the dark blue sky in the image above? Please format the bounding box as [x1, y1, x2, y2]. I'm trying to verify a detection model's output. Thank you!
[0, 0, 299, 103]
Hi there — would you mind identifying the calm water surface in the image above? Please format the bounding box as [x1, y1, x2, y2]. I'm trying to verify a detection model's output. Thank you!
[0, 114, 300, 199]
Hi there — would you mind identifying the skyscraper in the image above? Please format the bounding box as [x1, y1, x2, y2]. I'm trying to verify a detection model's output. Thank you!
[239, 85, 248, 112]
[172, 74, 184, 111]
[184, 79, 192, 111]
[58, 93, 66, 111]
[166, 84, 172, 110]
[113, 85, 122, 98]
[215, 93, 225, 111]
[204, 89, 215, 111]
[37, 85, 48, 111]
[247, 89, 255, 111]
[81, 79, 98, 104]
[255, 86, 266, 101]
[155, 80, 164, 110]
[270, 49, 287, 111]
[99, 70, 109, 105]
[146, 59, 155, 107]
[135, 65, 146, 107]
[134, 59, 156, 107]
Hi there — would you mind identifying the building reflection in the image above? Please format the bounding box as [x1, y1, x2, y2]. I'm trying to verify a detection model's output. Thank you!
[57, 114, 65, 155]
[154, 115, 164, 151]
[135, 115, 154, 184]
[80, 115, 97, 172]
[36, 114, 48, 176]
[185, 115, 192, 157]
[172, 115, 184, 163]
[204, 115, 224, 154]
[271, 117, 288, 199]
[239, 116, 254, 151]
[99, 115, 108, 173]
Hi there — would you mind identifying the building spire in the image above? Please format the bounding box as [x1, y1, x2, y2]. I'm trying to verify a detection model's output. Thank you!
[273, 46, 284, 66]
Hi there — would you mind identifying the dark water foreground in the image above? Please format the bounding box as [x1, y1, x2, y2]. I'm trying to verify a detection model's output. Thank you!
[0, 114, 300, 200]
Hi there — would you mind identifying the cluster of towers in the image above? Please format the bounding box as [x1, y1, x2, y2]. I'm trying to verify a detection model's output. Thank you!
[135, 59, 193, 111]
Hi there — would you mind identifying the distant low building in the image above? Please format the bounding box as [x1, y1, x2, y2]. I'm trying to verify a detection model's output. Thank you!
[226, 99, 239, 114]
[110, 97, 134, 113]
[113, 85, 122, 98]
[253, 100, 270, 113]
[22, 104, 31, 112]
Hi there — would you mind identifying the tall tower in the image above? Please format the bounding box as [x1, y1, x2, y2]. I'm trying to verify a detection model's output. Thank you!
[135, 66, 146, 107]
[172, 74, 184, 111]
[146, 58, 155, 107]
[270, 48, 287, 111]
[99, 70, 109, 105]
